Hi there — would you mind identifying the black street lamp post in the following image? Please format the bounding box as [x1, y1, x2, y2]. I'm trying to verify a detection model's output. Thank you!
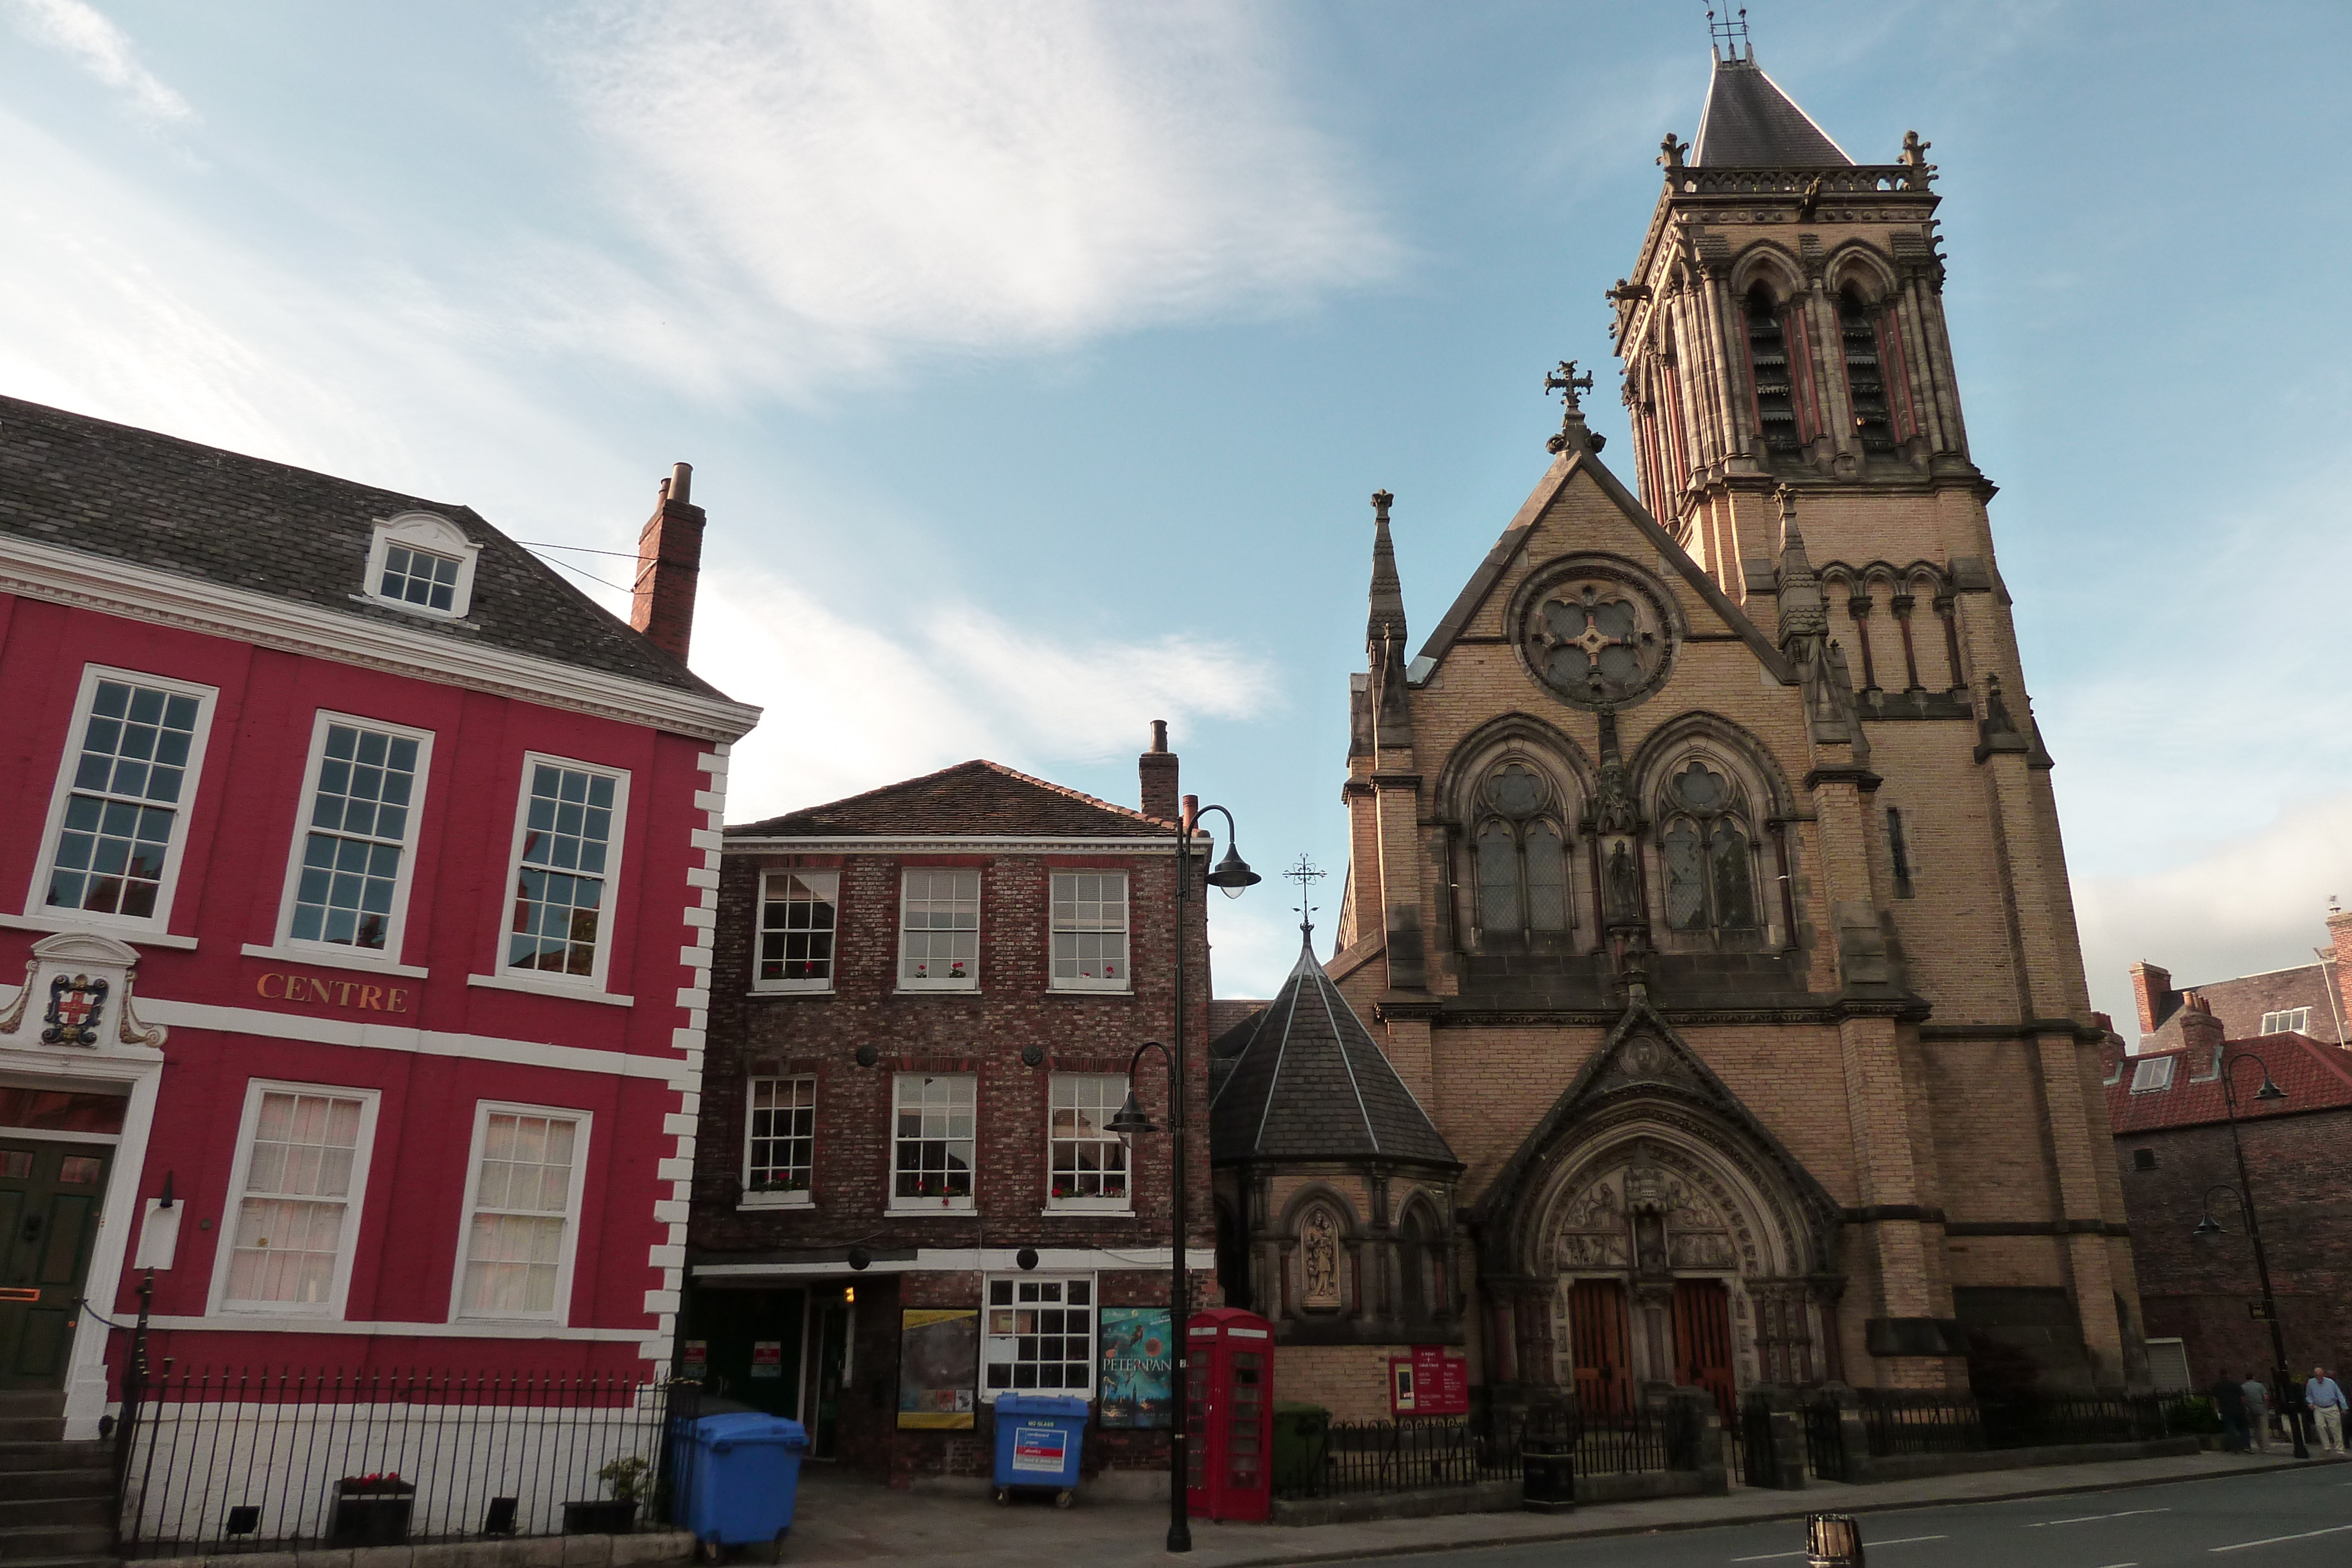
[2190, 1051, 2307, 1460]
[1108, 795, 1255, 1554]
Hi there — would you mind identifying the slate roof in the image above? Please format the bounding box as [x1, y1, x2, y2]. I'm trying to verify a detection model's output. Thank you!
[729, 758, 1166, 839]
[2141, 963, 2347, 1048]
[2105, 1033, 2352, 1136]
[1208, 937, 1459, 1168]
[0, 393, 720, 696]
[1691, 56, 1851, 168]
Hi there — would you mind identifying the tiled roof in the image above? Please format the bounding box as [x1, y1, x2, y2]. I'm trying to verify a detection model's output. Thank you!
[0, 393, 720, 696]
[2156, 965, 2345, 1047]
[2105, 1032, 2352, 1135]
[1208, 938, 1459, 1169]
[729, 758, 1165, 839]
[1690, 57, 1851, 168]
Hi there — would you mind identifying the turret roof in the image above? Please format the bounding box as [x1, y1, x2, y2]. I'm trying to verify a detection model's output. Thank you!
[1691, 55, 1850, 168]
[1208, 936, 1459, 1168]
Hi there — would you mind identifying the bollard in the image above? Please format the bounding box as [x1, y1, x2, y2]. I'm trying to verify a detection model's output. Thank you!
[1806, 1512, 1865, 1566]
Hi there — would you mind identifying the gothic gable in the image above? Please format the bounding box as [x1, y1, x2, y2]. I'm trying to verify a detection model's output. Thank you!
[1469, 999, 1840, 1276]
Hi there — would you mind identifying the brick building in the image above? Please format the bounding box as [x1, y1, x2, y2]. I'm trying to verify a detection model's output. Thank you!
[684, 733, 1215, 1488]
[2128, 905, 2352, 1052]
[2104, 1021, 2352, 1392]
[1261, 33, 2144, 1423]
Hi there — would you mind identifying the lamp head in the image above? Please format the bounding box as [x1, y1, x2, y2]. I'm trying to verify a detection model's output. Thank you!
[2256, 1074, 2287, 1101]
[2193, 1213, 2226, 1238]
[1208, 844, 1260, 898]
[1107, 1089, 1159, 1141]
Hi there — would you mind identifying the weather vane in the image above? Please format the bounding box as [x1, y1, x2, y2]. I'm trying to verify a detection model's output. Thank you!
[1706, 6, 1750, 63]
[1284, 855, 1327, 938]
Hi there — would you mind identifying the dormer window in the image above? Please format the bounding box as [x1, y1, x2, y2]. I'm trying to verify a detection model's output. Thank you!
[363, 511, 480, 621]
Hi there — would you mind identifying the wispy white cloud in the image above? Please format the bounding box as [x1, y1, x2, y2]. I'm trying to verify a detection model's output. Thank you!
[536, 0, 1394, 394]
[5, 0, 192, 123]
[688, 561, 1275, 824]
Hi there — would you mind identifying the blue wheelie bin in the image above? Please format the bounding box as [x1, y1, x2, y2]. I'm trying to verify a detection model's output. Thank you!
[674, 1410, 808, 1553]
[991, 1395, 1089, 1507]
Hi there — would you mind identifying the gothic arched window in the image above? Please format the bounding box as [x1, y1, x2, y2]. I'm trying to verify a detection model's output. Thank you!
[1838, 286, 1893, 453]
[1743, 285, 1802, 458]
[1658, 758, 1760, 940]
[1472, 760, 1572, 945]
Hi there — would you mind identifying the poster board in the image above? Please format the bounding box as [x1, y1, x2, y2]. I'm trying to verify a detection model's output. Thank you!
[1389, 1346, 1469, 1415]
[1098, 1307, 1172, 1428]
[898, 1308, 979, 1429]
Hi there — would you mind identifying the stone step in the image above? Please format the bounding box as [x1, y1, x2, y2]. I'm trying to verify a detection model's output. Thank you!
[0, 1470, 110, 1499]
[0, 1527, 115, 1562]
[0, 1419, 64, 1445]
[0, 1393, 66, 1420]
[0, 1443, 109, 1474]
[0, 1500, 109, 1532]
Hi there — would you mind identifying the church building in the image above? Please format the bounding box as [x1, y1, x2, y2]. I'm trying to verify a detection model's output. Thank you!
[1215, 33, 2144, 1417]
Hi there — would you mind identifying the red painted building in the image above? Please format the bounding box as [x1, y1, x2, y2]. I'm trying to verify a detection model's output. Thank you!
[0, 395, 759, 1442]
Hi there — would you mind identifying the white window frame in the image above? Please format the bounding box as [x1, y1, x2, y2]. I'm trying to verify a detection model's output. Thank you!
[1046, 1072, 1132, 1213]
[206, 1079, 383, 1320]
[753, 871, 839, 994]
[492, 753, 631, 994]
[448, 1099, 593, 1326]
[897, 868, 980, 991]
[890, 1072, 976, 1212]
[743, 1074, 816, 1208]
[269, 710, 435, 967]
[362, 511, 482, 622]
[980, 1272, 1097, 1403]
[25, 663, 219, 935]
[1048, 870, 1131, 992]
[2260, 1008, 2311, 1037]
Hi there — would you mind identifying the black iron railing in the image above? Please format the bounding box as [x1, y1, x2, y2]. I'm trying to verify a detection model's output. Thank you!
[1278, 1402, 1678, 1500]
[115, 1367, 694, 1556]
[1856, 1390, 2186, 1458]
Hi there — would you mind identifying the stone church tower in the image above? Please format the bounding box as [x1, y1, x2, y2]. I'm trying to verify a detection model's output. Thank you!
[1304, 36, 2143, 1407]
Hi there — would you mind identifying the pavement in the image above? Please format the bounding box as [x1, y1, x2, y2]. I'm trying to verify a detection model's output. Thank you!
[776, 1449, 2349, 1567]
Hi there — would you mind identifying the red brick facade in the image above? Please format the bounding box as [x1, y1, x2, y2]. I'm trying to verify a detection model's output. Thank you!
[686, 751, 1217, 1486]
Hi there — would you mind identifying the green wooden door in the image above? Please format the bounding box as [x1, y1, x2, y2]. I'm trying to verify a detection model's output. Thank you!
[0, 1140, 111, 1389]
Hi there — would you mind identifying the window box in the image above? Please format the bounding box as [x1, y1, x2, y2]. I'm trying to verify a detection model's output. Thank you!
[328, 1477, 414, 1547]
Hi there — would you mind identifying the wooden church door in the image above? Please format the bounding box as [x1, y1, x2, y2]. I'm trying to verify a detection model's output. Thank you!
[1565, 1279, 1631, 1413]
[1672, 1279, 1736, 1420]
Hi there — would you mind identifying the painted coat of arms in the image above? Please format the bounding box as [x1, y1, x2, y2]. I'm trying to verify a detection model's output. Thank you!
[42, 972, 107, 1046]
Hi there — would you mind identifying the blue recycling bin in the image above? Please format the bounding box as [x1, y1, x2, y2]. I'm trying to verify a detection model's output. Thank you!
[991, 1395, 1089, 1506]
[673, 1410, 808, 1546]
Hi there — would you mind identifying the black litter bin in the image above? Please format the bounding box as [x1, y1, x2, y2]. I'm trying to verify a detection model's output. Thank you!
[1521, 1408, 1576, 1514]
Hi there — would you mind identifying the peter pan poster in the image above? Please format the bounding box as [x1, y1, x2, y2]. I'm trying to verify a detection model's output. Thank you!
[1098, 1307, 1172, 1429]
[898, 1309, 979, 1429]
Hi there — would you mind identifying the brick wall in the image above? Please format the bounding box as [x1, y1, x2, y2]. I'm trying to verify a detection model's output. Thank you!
[2116, 1108, 2352, 1386]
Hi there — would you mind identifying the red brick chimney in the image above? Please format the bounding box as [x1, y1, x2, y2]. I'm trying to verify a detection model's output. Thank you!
[2129, 961, 2176, 1037]
[1139, 720, 1179, 824]
[2328, 897, 2352, 1044]
[630, 462, 705, 666]
[2177, 991, 2223, 1056]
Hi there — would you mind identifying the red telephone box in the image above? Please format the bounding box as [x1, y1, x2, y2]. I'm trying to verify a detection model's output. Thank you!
[1185, 1308, 1273, 1522]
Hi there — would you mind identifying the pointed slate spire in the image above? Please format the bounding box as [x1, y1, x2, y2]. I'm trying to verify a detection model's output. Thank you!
[1690, 46, 1852, 168]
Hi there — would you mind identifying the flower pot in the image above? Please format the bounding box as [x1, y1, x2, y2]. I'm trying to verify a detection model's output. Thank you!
[562, 1499, 640, 1535]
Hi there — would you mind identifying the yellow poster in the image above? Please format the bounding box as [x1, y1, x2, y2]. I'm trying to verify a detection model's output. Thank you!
[898, 1308, 979, 1429]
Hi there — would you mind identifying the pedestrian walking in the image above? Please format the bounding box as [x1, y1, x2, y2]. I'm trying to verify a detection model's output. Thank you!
[2213, 1372, 2249, 1453]
[2306, 1367, 2347, 1454]
[2240, 1372, 2272, 1453]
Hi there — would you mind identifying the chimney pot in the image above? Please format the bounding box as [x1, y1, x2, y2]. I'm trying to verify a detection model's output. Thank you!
[670, 462, 693, 506]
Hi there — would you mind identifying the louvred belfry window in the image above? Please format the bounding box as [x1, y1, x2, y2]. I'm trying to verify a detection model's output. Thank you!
[1658, 760, 1759, 940]
[1839, 288, 1895, 454]
[1743, 286, 1802, 459]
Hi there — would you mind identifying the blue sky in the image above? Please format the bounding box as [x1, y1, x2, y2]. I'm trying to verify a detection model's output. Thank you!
[5, 1, 2349, 1025]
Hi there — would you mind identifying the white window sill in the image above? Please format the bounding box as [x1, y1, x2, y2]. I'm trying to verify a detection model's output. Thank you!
[887, 1202, 977, 1216]
[451, 1314, 567, 1329]
[739, 1192, 815, 1210]
[215, 1302, 346, 1319]
[347, 592, 479, 629]
[1044, 1203, 1135, 1217]
[468, 972, 633, 1007]
[1047, 985, 1134, 997]
[243, 942, 429, 979]
[748, 987, 834, 999]
[1, 911, 198, 950]
[895, 985, 980, 996]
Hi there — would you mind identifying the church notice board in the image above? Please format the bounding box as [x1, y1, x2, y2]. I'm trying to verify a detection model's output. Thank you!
[1389, 1346, 1469, 1415]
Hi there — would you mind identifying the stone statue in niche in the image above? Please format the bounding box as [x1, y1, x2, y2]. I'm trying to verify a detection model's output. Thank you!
[1300, 1204, 1341, 1309]
[1604, 841, 1641, 922]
